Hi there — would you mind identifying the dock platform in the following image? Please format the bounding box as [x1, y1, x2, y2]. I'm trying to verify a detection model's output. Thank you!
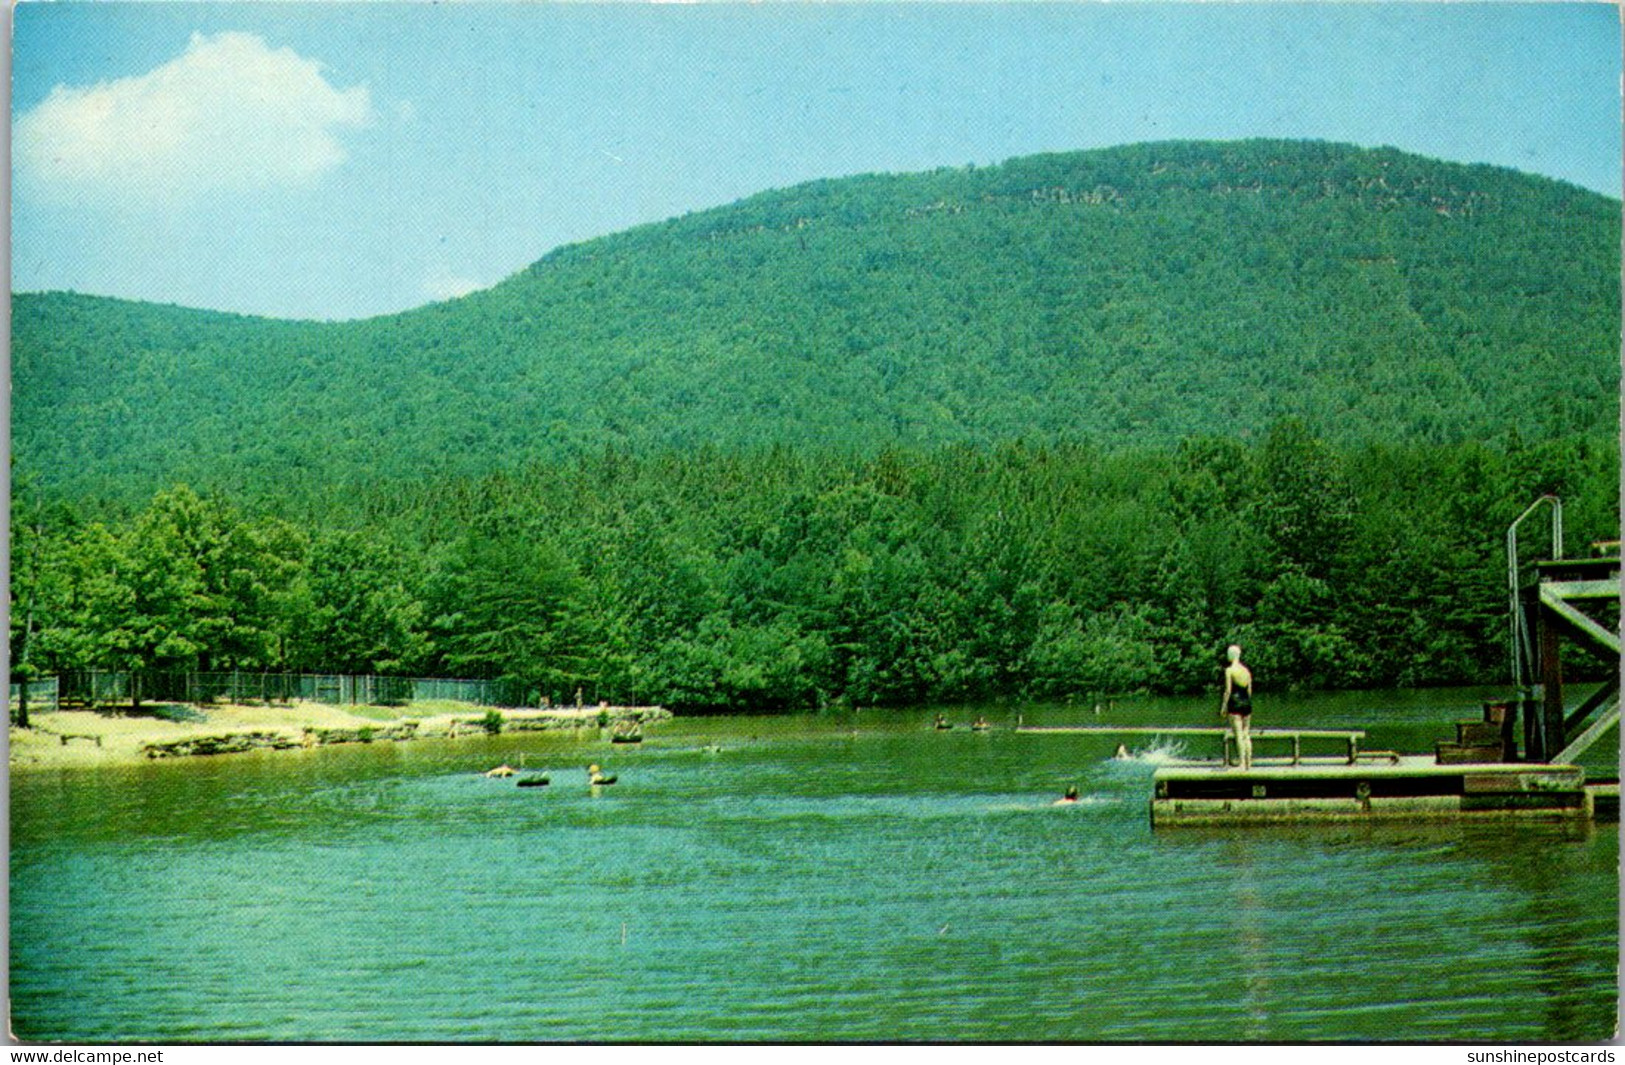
[1151, 758, 1593, 827]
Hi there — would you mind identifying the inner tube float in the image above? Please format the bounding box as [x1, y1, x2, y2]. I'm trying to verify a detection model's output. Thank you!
[516, 774, 550, 788]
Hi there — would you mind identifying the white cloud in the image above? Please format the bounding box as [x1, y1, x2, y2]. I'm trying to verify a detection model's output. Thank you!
[16, 31, 374, 203]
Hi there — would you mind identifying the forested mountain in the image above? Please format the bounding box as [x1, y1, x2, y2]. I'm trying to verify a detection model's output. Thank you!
[10, 140, 1621, 709]
[12, 140, 1620, 503]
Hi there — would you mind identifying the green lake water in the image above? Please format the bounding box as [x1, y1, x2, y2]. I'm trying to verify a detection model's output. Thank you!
[10, 688, 1619, 1042]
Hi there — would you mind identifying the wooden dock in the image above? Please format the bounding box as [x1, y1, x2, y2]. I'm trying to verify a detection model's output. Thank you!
[1151, 759, 1594, 826]
[1019, 701, 1605, 826]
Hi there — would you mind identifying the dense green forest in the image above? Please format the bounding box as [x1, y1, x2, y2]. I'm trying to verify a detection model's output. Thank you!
[10, 140, 1620, 708]
[12, 140, 1620, 504]
[11, 427, 1619, 710]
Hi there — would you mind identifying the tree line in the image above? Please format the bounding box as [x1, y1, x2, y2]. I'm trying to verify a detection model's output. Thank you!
[11, 422, 1617, 714]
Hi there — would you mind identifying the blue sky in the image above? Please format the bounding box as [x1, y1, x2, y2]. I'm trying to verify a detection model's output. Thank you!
[11, 2, 1622, 321]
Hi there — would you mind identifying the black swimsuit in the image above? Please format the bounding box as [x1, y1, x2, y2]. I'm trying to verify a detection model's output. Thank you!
[1229, 684, 1252, 717]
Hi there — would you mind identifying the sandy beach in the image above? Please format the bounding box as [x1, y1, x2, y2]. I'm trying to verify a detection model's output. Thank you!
[8, 701, 667, 770]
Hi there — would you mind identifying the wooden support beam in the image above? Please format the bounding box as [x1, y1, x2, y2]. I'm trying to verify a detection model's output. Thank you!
[1540, 604, 1566, 762]
[1520, 693, 1543, 762]
[1565, 678, 1621, 735]
[1553, 700, 1620, 767]
[1541, 579, 1622, 601]
[1538, 585, 1621, 657]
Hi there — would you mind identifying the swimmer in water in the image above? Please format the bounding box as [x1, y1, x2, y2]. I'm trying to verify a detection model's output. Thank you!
[1114, 743, 1131, 760]
[1055, 784, 1080, 805]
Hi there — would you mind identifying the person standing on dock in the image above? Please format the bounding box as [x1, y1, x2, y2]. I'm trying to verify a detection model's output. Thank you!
[1221, 644, 1254, 770]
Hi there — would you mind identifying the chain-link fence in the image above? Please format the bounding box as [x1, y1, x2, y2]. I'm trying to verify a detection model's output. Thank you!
[9, 676, 60, 720]
[45, 670, 548, 711]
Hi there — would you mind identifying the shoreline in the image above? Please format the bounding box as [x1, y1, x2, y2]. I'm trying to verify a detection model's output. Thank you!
[8, 701, 669, 770]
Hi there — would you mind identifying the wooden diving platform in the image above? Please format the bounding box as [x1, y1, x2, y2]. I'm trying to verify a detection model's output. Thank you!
[1508, 509, 1619, 764]
[1015, 725, 1371, 766]
[1151, 759, 1594, 827]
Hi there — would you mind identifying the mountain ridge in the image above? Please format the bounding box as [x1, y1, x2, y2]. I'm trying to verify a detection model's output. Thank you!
[12, 139, 1620, 502]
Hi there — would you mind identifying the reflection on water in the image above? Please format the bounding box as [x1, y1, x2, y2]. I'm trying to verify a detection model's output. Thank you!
[10, 690, 1619, 1042]
[1222, 844, 1274, 1042]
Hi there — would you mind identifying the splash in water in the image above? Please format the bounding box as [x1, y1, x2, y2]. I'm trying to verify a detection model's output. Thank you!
[1108, 740, 1190, 766]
